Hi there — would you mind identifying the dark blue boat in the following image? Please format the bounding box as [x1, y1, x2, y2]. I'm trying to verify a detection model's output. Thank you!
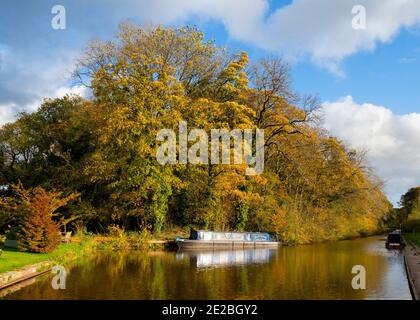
[385, 229, 405, 249]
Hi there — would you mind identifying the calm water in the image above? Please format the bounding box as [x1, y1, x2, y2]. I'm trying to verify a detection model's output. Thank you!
[3, 236, 412, 299]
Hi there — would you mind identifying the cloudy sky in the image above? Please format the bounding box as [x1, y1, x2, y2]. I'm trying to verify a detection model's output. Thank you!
[1, 0, 420, 204]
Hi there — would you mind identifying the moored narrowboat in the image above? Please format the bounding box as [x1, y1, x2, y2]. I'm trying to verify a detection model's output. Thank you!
[385, 229, 405, 249]
[176, 229, 280, 250]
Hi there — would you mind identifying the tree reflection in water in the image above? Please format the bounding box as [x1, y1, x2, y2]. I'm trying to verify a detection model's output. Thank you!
[3, 236, 412, 300]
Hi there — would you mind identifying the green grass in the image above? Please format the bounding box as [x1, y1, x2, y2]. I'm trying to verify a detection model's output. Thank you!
[404, 232, 420, 247]
[0, 241, 96, 274]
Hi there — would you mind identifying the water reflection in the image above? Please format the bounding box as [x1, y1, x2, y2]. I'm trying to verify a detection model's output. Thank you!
[3, 236, 412, 300]
[176, 248, 277, 268]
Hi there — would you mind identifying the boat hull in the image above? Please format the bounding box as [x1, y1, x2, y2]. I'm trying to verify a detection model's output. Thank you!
[386, 242, 405, 250]
[176, 239, 280, 250]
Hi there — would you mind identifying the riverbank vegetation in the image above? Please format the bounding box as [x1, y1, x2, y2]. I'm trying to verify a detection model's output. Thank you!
[387, 187, 420, 227]
[0, 183, 79, 253]
[392, 187, 420, 240]
[400, 187, 420, 230]
[405, 232, 420, 247]
[0, 24, 392, 247]
[0, 238, 97, 273]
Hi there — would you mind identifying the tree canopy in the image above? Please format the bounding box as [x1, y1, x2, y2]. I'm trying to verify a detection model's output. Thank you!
[0, 24, 392, 243]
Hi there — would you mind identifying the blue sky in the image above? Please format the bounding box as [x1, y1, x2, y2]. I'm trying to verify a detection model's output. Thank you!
[294, 30, 420, 115]
[1, 0, 420, 204]
[201, 20, 420, 115]
[0, 0, 417, 113]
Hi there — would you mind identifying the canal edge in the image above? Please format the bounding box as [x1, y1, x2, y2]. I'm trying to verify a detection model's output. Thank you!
[0, 261, 52, 295]
[403, 238, 420, 300]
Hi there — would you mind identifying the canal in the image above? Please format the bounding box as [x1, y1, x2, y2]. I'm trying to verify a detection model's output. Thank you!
[3, 236, 412, 299]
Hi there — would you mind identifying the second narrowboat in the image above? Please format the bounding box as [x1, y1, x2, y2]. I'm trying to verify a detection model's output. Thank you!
[385, 229, 405, 249]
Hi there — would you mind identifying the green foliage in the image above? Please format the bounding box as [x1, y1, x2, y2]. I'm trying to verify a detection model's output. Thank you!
[129, 228, 153, 250]
[405, 231, 420, 247]
[400, 187, 420, 227]
[401, 187, 420, 210]
[0, 24, 393, 244]
[106, 225, 130, 250]
[393, 187, 420, 232]
[103, 225, 152, 250]
[236, 203, 249, 232]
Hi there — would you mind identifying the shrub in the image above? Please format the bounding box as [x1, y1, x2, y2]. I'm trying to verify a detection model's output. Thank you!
[4, 183, 79, 253]
[18, 206, 62, 253]
[106, 224, 130, 249]
[129, 228, 152, 250]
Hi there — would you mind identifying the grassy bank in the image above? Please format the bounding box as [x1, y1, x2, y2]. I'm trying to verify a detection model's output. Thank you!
[0, 227, 181, 275]
[405, 232, 420, 247]
[0, 238, 97, 274]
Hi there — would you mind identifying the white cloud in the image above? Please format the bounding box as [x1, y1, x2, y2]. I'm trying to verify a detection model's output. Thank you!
[0, 85, 89, 127]
[52, 85, 89, 100]
[322, 96, 420, 204]
[0, 102, 18, 126]
[3, 0, 420, 118]
[128, 0, 420, 75]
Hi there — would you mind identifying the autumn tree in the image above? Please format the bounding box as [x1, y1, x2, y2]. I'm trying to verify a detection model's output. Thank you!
[0, 24, 393, 243]
[400, 187, 420, 215]
[399, 187, 420, 228]
[0, 183, 79, 253]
